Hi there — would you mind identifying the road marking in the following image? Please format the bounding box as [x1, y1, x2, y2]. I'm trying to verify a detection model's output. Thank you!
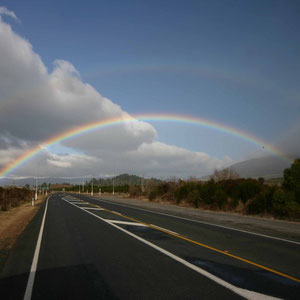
[91, 197, 300, 246]
[84, 207, 104, 210]
[73, 195, 300, 283]
[106, 219, 148, 226]
[150, 224, 178, 235]
[23, 196, 49, 300]
[63, 198, 279, 300]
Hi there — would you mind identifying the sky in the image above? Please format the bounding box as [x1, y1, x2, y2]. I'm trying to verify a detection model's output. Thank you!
[0, 1, 299, 180]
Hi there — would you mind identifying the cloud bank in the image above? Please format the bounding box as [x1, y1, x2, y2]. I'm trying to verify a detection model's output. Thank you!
[0, 8, 232, 179]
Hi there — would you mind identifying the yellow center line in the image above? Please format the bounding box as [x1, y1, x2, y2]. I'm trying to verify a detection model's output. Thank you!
[74, 196, 300, 283]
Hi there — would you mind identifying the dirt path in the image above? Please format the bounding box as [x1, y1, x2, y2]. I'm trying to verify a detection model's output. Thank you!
[0, 196, 46, 271]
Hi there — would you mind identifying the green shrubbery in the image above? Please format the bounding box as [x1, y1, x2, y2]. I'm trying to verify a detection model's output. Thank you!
[0, 187, 33, 211]
[128, 159, 300, 221]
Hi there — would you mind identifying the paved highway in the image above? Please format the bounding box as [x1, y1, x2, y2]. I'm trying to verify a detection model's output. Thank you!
[1, 193, 299, 299]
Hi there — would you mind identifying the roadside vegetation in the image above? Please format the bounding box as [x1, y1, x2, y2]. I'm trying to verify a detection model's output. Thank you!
[128, 159, 300, 221]
[0, 187, 33, 211]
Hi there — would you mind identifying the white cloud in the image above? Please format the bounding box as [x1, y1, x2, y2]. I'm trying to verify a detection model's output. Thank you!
[0, 9, 233, 178]
[0, 7, 19, 22]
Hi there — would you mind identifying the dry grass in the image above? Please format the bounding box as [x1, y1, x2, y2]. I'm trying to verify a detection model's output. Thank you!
[0, 195, 46, 272]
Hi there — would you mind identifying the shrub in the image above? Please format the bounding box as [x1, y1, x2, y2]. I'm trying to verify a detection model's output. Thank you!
[0, 187, 33, 211]
[148, 191, 157, 201]
[283, 159, 300, 203]
[284, 201, 300, 219]
[186, 190, 201, 208]
[129, 185, 142, 197]
[215, 189, 227, 209]
[199, 179, 217, 205]
[272, 189, 295, 217]
[247, 192, 266, 214]
[175, 185, 189, 204]
[237, 179, 261, 204]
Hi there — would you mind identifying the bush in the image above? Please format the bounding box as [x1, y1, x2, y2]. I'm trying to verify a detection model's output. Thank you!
[272, 189, 295, 217]
[175, 185, 189, 204]
[215, 189, 227, 209]
[148, 191, 157, 201]
[247, 192, 266, 214]
[0, 187, 33, 211]
[129, 185, 142, 197]
[284, 201, 300, 219]
[237, 179, 261, 204]
[283, 159, 300, 203]
[199, 179, 217, 205]
[186, 190, 201, 208]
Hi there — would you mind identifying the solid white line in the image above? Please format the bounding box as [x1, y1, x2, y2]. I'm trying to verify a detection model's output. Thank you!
[91, 197, 300, 246]
[150, 224, 178, 235]
[106, 219, 147, 226]
[63, 199, 279, 300]
[23, 196, 49, 300]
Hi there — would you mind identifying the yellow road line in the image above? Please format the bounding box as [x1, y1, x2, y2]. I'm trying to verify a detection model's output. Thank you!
[74, 196, 300, 283]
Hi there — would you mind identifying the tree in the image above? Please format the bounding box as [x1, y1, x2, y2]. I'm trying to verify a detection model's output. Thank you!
[213, 168, 239, 182]
[283, 159, 300, 203]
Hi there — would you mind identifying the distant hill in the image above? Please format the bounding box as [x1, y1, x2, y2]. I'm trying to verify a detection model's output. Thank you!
[0, 177, 84, 187]
[88, 174, 161, 186]
[0, 174, 161, 187]
[229, 156, 292, 179]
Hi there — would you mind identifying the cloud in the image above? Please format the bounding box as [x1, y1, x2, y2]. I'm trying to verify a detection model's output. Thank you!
[1, 142, 232, 179]
[0, 12, 156, 151]
[0, 9, 232, 178]
[276, 121, 300, 158]
[0, 7, 19, 22]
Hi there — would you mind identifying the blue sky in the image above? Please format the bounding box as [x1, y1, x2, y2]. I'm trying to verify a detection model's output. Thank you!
[0, 1, 299, 178]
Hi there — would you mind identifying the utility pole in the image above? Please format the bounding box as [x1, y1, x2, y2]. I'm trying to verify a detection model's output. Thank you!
[112, 179, 115, 195]
[141, 177, 145, 193]
[91, 177, 94, 196]
[78, 184, 81, 194]
[99, 187, 101, 196]
[35, 177, 38, 201]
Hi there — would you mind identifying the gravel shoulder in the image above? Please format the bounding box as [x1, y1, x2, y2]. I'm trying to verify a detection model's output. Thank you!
[92, 193, 300, 243]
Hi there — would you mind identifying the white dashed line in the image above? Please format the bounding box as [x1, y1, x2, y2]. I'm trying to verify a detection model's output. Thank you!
[106, 219, 147, 226]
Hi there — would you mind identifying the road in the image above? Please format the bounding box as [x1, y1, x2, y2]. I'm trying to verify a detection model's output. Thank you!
[1, 193, 300, 299]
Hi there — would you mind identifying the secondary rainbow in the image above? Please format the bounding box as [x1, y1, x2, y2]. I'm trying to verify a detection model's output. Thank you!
[0, 113, 292, 178]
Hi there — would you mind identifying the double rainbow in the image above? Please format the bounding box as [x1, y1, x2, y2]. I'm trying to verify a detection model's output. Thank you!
[0, 113, 292, 178]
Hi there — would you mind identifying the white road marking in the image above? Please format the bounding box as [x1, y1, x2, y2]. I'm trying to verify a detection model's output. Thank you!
[92, 197, 300, 246]
[23, 196, 49, 300]
[106, 219, 147, 226]
[63, 198, 280, 300]
[150, 224, 178, 235]
[83, 207, 104, 210]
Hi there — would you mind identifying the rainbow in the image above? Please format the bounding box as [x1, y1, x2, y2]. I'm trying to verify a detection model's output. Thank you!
[0, 113, 292, 178]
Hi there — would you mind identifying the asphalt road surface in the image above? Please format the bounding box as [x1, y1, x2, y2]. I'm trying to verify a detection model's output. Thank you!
[1, 193, 300, 299]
